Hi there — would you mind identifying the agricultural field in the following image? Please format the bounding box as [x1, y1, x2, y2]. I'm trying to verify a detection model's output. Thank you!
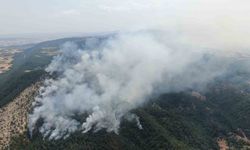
[0, 48, 22, 74]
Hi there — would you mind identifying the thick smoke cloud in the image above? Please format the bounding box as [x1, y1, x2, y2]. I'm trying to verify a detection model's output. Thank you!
[28, 32, 238, 139]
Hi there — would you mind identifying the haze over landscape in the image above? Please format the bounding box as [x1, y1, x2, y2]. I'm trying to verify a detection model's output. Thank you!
[1, 0, 250, 150]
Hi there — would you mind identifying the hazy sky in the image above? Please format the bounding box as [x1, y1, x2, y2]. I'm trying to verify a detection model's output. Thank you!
[0, 0, 250, 38]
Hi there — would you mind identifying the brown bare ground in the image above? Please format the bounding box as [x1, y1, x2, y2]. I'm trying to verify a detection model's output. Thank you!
[217, 138, 229, 150]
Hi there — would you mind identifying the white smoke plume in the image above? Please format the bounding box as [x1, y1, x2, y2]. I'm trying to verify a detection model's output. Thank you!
[28, 31, 239, 139]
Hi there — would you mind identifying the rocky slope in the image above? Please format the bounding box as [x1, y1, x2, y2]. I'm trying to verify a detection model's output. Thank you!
[0, 82, 40, 149]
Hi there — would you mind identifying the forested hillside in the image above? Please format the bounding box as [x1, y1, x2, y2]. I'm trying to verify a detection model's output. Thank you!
[8, 79, 250, 149]
[1, 37, 250, 150]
